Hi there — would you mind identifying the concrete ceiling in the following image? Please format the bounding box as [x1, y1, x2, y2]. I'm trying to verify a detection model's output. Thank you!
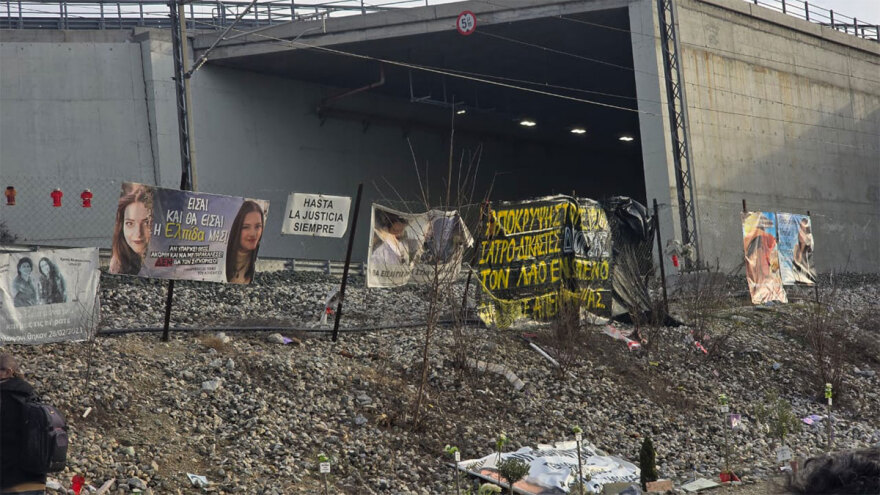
[197, 1, 642, 150]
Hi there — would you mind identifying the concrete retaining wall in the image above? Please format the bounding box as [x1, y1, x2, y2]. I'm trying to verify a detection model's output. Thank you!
[672, 0, 880, 272]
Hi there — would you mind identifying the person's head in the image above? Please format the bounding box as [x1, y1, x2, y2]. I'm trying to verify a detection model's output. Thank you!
[379, 212, 408, 239]
[17, 257, 33, 278]
[39, 257, 54, 277]
[226, 200, 265, 282]
[112, 186, 153, 272]
[230, 201, 265, 254]
[0, 353, 21, 380]
[787, 448, 880, 494]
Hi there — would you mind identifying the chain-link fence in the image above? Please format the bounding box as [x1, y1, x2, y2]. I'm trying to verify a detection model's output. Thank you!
[1, 175, 134, 249]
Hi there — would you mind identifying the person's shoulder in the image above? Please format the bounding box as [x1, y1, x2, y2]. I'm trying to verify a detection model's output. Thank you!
[0, 377, 35, 397]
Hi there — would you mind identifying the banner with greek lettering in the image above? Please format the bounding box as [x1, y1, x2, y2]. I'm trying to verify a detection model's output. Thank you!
[366, 205, 473, 288]
[108, 182, 269, 284]
[282, 193, 351, 238]
[776, 212, 816, 285]
[1, 247, 100, 344]
[458, 441, 639, 494]
[476, 196, 612, 328]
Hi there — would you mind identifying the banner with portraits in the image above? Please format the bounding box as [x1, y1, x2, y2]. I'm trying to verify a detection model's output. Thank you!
[108, 182, 269, 284]
[366, 205, 473, 288]
[1, 247, 100, 344]
[741, 211, 787, 304]
[776, 213, 816, 285]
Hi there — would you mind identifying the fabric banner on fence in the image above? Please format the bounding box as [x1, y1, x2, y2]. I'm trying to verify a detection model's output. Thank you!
[741, 211, 787, 304]
[1, 247, 100, 344]
[476, 196, 612, 328]
[108, 182, 270, 284]
[367, 205, 472, 288]
[776, 213, 816, 286]
[459, 441, 639, 494]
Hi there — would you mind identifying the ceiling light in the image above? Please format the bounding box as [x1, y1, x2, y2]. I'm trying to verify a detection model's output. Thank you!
[520, 120, 537, 127]
[570, 128, 587, 135]
[619, 135, 635, 142]
[456, 109, 467, 115]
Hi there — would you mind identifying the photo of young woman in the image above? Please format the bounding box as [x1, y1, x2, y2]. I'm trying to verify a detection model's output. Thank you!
[226, 200, 265, 284]
[110, 184, 154, 275]
[11, 257, 38, 308]
[37, 257, 66, 304]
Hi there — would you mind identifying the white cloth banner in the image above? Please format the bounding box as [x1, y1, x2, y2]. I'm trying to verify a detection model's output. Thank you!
[367, 204, 473, 288]
[459, 441, 639, 494]
[1, 247, 100, 344]
[281, 193, 351, 238]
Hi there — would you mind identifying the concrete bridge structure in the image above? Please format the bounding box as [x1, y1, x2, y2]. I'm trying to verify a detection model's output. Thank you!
[1, 0, 878, 272]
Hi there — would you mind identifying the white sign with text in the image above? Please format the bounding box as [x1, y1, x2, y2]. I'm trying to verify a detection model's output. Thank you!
[282, 193, 351, 238]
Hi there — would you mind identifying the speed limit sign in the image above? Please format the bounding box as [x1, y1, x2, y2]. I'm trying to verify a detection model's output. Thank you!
[457, 11, 477, 36]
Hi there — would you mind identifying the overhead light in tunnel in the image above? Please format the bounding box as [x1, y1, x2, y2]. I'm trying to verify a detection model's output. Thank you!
[570, 128, 587, 135]
[618, 135, 635, 142]
[456, 109, 467, 115]
[520, 119, 537, 127]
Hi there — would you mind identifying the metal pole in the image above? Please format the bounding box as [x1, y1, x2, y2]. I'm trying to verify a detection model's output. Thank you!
[163, 0, 199, 341]
[179, 1, 198, 190]
[653, 199, 668, 317]
[781, 0, 786, 14]
[162, 280, 175, 341]
[332, 183, 364, 342]
[804, 1, 809, 21]
[742, 199, 747, 213]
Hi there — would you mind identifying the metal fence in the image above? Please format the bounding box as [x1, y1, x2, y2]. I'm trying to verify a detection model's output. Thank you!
[749, 0, 879, 41]
[1, 0, 878, 42]
[0, 0, 434, 30]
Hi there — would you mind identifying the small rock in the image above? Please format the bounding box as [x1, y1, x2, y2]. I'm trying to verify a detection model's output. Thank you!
[202, 378, 223, 392]
[267, 333, 286, 344]
[128, 478, 147, 491]
[121, 446, 136, 456]
[354, 415, 368, 426]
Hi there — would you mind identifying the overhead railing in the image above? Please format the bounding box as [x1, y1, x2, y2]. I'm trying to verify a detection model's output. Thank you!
[0, 0, 432, 31]
[745, 0, 879, 41]
[2, 0, 877, 42]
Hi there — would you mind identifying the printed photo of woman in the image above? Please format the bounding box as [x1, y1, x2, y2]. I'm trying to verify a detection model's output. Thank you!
[11, 257, 38, 307]
[110, 184, 154, 275]
[37, 257, 66, 304]
[370, 211, 419, 267]
[226, 200, 265, 284]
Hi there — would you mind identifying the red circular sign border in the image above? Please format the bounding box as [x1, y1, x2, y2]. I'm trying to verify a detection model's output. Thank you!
[456, 11, 477, 36]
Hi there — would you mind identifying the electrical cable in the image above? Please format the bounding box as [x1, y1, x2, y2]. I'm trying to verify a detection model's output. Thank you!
[183, 16, 878, 147]
[475, 29, 880, 132]
[96, 317, 485, 336]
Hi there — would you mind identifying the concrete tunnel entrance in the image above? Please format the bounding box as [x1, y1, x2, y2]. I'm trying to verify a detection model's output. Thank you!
[197, 3, 648, 207]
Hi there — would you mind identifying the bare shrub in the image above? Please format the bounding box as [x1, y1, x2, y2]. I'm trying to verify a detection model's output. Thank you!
[538, 289, 592, 374]
[671, 264, 737, 362]
[791, 286, 849, 404]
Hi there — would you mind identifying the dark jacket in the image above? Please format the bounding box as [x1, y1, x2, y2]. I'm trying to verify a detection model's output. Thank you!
[0, 377, 48, 490]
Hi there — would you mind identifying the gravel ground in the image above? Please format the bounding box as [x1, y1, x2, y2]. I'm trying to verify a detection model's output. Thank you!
[4, 270, 880, 494]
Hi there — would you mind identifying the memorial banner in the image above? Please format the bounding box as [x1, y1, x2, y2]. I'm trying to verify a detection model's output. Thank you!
[1, 247, 100, 344]
[366, 205, 472, 288]
[742, 211, 787, 304]
[109, 182, 269, 284]
[476, 196, 612, 328]
[777, 212, 816, 285]
[458, 441, 639, 494]
[281, 193, 351, 238]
